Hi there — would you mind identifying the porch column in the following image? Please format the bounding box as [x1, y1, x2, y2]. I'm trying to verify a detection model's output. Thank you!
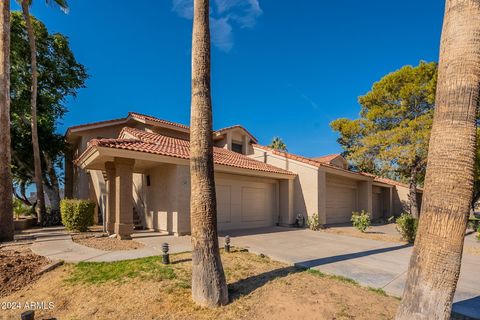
[114, 157, 135, 240]
[279, 178, 295, 226]
[389, 187, 393, 217]
[105, 162, 116, 235]
[358, 181, 373, 215]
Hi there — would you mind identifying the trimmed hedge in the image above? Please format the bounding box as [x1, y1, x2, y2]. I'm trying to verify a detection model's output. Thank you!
[60, 199, 95, 232]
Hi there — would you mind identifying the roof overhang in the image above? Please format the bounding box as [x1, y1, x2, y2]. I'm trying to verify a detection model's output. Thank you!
[77, 146, 295, 180]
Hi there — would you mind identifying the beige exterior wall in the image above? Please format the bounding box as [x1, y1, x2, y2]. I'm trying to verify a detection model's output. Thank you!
[143, 164, 190, 235]
[70, 123, 146, 200]
[251, 148, 320, 224]
[143, 164, 279, 234]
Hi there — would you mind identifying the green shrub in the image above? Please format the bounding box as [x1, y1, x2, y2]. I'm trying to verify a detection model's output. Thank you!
[12, 198, 31, 220]
[351, 210, 371, 233]
[396, 213, 418, 243]
[307, 213, 321, 231]
[60, 199, 95, 232]
[477, 225, 480, 241]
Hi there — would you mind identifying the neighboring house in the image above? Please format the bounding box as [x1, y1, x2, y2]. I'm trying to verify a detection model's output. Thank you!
[65, 112, 420, 239]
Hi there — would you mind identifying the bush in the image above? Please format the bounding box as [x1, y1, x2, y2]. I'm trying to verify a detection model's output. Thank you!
[396, 213, 418, 243]
[307, 213, 321, 231]
[477, 225, 480, 241]
[61, 199, 95, 232]
[12, 198, 31, 220]
[351, 210, 371, 232]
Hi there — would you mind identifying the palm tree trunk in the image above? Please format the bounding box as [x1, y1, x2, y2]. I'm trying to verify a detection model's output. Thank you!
[189, 0, 228, 307]
[0, 0, 13, 242]
[21, 1, 46, 225]
[396, 0, 480, 319]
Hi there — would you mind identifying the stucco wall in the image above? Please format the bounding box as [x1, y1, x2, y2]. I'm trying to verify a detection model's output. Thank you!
[252, 149, 319, 223]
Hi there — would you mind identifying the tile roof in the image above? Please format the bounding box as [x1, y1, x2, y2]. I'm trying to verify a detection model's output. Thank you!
[128, 112, 189, 130]
[78, 127, 295, 176]
[253, 144, 362, 174]
[312, 154, 342, 164]
[214, 125, 258, 143]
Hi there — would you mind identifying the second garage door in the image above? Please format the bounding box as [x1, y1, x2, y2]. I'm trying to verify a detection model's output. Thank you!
[216, 177, 275, 231]
[326, 186, 357, 224]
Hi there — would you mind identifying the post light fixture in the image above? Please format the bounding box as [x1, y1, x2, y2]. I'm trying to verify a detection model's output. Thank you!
[161, 242, 170, 264]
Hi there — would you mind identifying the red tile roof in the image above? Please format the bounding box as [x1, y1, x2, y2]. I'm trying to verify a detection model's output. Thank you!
[128, 112, 189, 130]
[253, 144, 362, 175]
[66, 112, 189, 136]
[78, 127, 295, 176]
[313, 154, 342, 164]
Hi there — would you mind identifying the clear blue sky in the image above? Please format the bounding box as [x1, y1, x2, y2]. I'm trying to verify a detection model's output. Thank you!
[13, 0, 445, 157]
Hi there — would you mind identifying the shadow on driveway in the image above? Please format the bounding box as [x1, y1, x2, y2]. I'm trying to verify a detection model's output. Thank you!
[295, 243, 412, 268]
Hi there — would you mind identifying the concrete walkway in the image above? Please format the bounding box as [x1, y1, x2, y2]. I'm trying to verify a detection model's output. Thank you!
[26, 226, 480, 318]
[29, 228, 191, 263]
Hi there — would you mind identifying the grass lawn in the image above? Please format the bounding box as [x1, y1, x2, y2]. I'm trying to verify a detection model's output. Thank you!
[2, 249, 399, 320]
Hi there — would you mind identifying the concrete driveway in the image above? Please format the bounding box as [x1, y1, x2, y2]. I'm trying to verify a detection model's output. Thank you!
[220, 227, 480, 319]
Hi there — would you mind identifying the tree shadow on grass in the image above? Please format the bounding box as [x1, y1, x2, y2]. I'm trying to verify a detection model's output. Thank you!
[228, 266, 303, 301]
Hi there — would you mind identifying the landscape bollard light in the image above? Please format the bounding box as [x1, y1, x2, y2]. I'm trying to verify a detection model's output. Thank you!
[225, 235, 231, 253]
[162, 242, 170, 264]
[21, 310, 34, 320]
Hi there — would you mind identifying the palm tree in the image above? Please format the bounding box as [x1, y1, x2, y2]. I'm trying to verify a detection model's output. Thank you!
[0, 0, 13, 242]
[269, 137, 287, 151]
[396, 0, 480, 319]
[189, 0, 228, 307]
[19, 0, 68, 225]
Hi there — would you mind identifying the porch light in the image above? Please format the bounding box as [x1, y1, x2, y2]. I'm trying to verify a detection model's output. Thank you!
[224, 235, 231, 253]
[161, 243, 170, 264]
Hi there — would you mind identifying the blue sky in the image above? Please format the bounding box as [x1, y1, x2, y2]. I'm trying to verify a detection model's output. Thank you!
[13, 0, 445, 157]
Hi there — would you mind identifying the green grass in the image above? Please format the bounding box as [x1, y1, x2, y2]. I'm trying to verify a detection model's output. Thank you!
[66, 256, 176, 284]
[367, 287, 387, 296]
[306, 268, 358, 285]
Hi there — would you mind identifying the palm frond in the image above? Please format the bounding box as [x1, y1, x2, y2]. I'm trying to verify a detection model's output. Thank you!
[46, 0, 69, 14]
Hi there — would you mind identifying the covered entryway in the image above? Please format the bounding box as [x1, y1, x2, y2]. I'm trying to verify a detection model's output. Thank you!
[216, 173, 276, 231]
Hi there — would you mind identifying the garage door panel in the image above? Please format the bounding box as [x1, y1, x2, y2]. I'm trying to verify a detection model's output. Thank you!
[241, 187, 266, 222]
[326, 186, 356, 224]
[216, 178, 274, 230]
[216, 185, 231, 223]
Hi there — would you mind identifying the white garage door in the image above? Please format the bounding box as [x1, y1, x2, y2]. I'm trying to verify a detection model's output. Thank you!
[216, 180, 274, 231]
[326, 186, 356, 224]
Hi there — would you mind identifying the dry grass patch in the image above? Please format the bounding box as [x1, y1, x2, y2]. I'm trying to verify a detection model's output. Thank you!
[71, 233, 144, 251]
[1, 250, 399, 320]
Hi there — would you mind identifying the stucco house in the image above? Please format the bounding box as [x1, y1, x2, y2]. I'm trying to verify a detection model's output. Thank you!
[65, 112, 420, 239]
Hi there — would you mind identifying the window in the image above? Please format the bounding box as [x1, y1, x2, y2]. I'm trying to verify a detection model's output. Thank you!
[232, 142, 243, 154]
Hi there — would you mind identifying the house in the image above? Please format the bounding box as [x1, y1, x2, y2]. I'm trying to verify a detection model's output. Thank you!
[65, 112, 419, 239]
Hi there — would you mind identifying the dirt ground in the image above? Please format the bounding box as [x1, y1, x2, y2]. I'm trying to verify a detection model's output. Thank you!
[321, 225, 405, 243]
[0, 250, 399, 320]
[0, 243, 50, 298]
[71, 233, 145, 251]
